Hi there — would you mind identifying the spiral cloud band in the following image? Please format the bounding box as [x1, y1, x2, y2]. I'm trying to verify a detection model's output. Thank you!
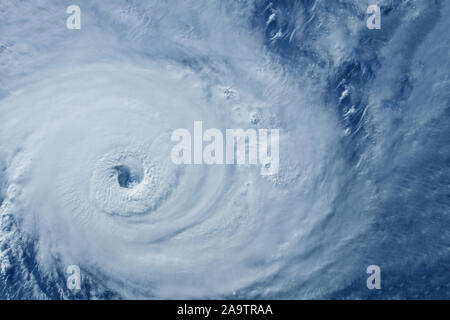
[0, 0, 449, 299]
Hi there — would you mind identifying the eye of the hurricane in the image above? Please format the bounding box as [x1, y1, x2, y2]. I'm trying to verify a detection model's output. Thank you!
[114, 165, 141, 188]
[112, 159, 144, 189]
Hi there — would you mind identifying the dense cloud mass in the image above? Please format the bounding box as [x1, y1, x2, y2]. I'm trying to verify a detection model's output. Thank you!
[0, 0, 449, 299]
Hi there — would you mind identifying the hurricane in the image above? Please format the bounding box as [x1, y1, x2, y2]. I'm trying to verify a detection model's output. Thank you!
[0, 0, 449, 299]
